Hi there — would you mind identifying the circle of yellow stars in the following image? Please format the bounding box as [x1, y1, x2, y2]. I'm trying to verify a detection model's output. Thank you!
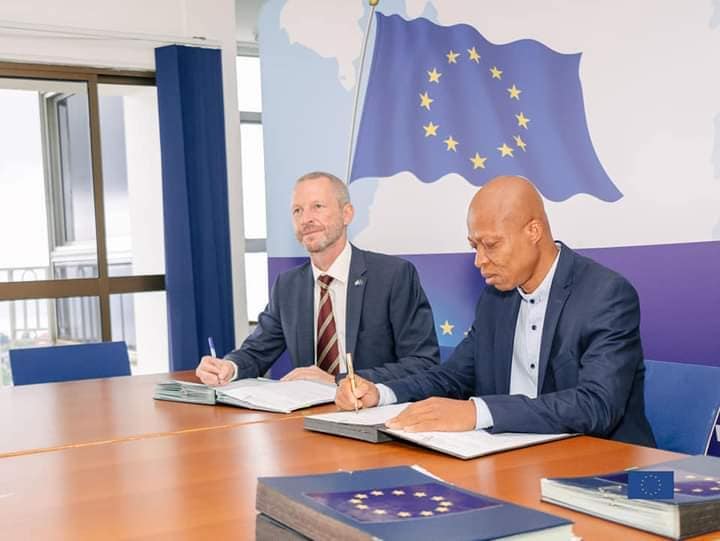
[347, 489, 457, 519]
[418, 45, 530, 172]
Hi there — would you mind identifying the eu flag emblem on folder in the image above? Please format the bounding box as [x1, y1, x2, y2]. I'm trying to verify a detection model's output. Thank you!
[351, 14, 622, 202]
[628, 471, 674, 499]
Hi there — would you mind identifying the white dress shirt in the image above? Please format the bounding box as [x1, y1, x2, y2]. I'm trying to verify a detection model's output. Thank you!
[310, 241, 352, 373]
[376, 245, 562, 430]
[226, 241, 352, 381]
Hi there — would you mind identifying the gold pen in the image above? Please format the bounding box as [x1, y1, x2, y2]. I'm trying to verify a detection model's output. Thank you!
[346, 352, 359, 414]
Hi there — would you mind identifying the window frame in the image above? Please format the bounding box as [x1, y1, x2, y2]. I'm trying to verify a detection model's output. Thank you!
[0, 62, 165, 342]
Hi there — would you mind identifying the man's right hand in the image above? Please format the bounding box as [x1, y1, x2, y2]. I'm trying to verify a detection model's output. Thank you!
[196, 356, 235, 386]
[335, 375, 380, 410]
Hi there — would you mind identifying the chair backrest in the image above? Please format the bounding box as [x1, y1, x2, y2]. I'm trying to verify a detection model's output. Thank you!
[9, 341, 131, 386]
[644, 359, 720, 454]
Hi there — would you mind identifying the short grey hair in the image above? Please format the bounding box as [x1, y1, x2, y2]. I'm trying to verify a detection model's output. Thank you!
[295, 171, 351, 206]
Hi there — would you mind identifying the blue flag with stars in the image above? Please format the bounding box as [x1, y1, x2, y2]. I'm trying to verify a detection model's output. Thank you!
[351, 14, 622, 202]
[627, 471, 674, 499]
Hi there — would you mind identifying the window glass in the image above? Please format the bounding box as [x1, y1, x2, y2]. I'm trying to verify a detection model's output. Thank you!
[240, 123, 267, 239]
[97, 84, 165, 277]
[0, 79, 98, 282]
[236, 56, 262, 112]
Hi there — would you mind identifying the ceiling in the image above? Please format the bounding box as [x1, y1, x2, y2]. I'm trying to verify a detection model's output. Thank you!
[235, 0, 265, 44]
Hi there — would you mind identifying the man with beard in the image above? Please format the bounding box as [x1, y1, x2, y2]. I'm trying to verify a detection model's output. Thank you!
[195, 171, 439, 386]
[335, 176, 655, 446]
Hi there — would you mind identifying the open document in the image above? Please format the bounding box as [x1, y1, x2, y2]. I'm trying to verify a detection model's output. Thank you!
[154, 378, 336, 413]
[304, 403, 574, 458]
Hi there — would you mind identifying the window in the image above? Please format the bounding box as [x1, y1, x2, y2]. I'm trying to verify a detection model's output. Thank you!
[0, 64, 167, 385]
[237, 53, 269, 323]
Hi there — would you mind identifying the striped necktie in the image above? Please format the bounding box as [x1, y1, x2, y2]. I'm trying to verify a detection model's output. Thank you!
[316, 274, 340, 375]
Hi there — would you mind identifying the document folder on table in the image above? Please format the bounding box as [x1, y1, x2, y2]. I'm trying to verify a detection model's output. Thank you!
[541, 455, 720, 539]
[153, 378, 336, 413]
[304, 403, 572, 459]
[256, 465, 574, 541]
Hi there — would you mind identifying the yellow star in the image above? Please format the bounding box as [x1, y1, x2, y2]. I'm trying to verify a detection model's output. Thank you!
[356, 504, 369, 509]
[440, 320, 455, 335]
[515, 112, 530, 129]
[392, 490, 406, 496]
[435, 507, 450, 513]
[443, 136, 458, 152]
[431, 496, 444, 501]
[370, 490, 384, 496]
[497, 143, 514, 157]
[419, 91, 433, 110]
[427, 67, 442, 83]
[489, 66, 503, 79]
[373, 509, 387, 515]
[439, 501, 453, 507]
[467, 47, 481, 63]
[397, 511, 412, 517]
[423, 121, 439, 137]
[354, 494, 368, 499]
[507, 84, 521, 100]
[513, 135, 527, 152]
[349, 498, 361, 504]
[470, 152, 487, 169]
[414, 491, 427, 498]
[446, 50, 460, 64]
[420, 511, 434, 516]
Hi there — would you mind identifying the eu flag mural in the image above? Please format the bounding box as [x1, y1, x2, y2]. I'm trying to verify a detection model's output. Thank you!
[351, 14, 622, 202]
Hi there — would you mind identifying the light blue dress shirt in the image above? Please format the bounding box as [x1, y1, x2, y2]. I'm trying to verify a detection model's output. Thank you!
[376, 245, 561, 430]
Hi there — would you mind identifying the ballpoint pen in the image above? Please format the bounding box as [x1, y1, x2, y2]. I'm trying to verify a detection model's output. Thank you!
[346, 352, 359, 414]
[208, 336, 217, 358]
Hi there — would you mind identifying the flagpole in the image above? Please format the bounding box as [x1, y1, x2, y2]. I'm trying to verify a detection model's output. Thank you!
[345, 0, 379, 183]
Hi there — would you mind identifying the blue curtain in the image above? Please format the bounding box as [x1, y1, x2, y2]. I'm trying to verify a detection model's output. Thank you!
[155, 45, 235, 371]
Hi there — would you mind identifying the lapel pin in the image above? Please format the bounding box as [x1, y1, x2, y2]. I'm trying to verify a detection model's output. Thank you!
[354, 279, 364, 287]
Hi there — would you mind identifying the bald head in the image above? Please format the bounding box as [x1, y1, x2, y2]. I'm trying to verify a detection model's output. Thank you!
[466, 176, 558, 293]
[468, 176, 549, 231]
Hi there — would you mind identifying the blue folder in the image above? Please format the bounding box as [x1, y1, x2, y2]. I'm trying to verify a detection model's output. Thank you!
[258, 465, 572, 540]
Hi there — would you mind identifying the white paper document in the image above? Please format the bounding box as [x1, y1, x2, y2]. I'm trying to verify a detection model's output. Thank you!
[306, 402, 573, 459]
[305, 403, 409, 425]
[217, 379, 337, 413]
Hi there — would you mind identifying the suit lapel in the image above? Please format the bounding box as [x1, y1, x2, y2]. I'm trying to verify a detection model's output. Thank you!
[345, 246, 368, 358]
[537, 244, 574, 391]
[495, 291, 522, 393]
[295, 264, 315, 366]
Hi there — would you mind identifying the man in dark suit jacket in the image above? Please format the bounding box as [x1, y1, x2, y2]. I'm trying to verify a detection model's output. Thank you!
[196, 171, 439, 386]
[337, 176, 655, 446]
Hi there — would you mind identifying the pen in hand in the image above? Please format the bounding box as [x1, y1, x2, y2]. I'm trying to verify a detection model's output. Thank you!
[346, 352, 359, 414]
[208, 336, 217, 358]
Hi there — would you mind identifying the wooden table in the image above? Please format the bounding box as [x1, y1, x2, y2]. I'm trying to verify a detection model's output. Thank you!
[0, 371, 332, 457]
[0, 413, 715, 541]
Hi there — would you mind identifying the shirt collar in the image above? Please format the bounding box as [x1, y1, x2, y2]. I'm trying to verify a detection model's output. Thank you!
[517, 244, 561, 304]
[311, 241, 352, 285]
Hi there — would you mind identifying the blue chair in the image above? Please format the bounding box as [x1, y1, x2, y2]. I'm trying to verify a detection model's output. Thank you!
[9, 341, 131, 386]
[644, 359, 720, 454]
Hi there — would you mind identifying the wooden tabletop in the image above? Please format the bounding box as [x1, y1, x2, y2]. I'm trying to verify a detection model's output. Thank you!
[0, 371, 331, 457]
[0, 413, 715, 541]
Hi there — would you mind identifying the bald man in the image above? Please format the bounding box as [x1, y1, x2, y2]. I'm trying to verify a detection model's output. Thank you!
[336, 176, 656, 447]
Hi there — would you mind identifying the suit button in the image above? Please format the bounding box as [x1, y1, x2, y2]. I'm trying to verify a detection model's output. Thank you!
[531, 324, 537, 331]
[530, 363, 536, 369]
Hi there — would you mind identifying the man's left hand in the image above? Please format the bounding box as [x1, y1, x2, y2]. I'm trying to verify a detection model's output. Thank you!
[385, 397, 476, 432]
[281, 366, 336, 385]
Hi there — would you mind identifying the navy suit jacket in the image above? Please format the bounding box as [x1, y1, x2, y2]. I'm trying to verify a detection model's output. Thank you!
[386, 244, 656, 447]
[225, 246, 440, 382]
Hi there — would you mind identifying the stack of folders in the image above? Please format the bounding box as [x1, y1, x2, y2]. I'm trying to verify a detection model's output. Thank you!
[256, 465, 575, 541]
[304, 404, 573, 459]
[541, 455, 720, 539]
[153, 378, 336, 413]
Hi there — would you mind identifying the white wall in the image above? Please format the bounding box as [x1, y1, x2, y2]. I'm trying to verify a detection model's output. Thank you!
[0, 0, 250, 346]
